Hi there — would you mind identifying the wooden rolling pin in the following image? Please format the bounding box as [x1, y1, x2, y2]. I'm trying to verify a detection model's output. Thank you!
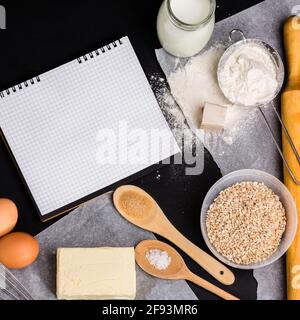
[282, 16, 300, 300]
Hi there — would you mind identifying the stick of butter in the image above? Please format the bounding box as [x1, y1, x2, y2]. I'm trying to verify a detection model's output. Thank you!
[200, 102, 228, 131]
[57, 247, 136, 300]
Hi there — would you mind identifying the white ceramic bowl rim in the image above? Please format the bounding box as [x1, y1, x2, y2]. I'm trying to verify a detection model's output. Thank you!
[200, 169, 298, 270]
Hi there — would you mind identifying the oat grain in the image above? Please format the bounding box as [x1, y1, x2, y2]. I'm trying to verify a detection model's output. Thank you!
[206, 181, 286, 265]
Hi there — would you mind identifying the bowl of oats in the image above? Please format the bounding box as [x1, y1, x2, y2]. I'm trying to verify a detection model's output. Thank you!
[200, 169, 297, 269]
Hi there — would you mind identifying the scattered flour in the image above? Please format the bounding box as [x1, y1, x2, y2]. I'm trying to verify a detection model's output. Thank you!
[149, 73, 194, 146]
[168, 45, 229, 129]
[150, 45, 258, 148]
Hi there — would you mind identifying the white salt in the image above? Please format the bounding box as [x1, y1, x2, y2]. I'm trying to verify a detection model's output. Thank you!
[146, 249, 171, 270]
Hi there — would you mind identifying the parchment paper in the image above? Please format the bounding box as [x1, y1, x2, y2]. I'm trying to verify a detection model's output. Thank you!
[1, 192, 196, 300]
[156, 0, 300, 300]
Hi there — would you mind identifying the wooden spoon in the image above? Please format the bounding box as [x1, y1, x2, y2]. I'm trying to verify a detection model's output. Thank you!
[113, 185, 235, 285]
[135, 240, 239, 300]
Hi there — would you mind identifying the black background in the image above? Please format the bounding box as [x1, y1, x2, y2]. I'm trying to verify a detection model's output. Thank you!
[0, 0, 264, 300]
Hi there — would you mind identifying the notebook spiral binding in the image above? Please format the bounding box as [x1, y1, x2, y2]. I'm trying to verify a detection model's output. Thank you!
[77, 39, 123, 64]
[0, 76, 41, 99]
[0, 38, 123, 99]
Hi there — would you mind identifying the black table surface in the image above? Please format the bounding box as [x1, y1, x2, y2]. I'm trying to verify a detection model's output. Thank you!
[0, 0, 263, 300]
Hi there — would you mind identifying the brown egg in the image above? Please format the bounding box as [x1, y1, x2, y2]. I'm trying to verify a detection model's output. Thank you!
[0, 232, 39, 269]
[0, 198, 18, 237]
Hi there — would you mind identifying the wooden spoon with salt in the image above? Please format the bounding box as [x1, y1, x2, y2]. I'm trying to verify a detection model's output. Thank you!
[113, 185, 235, 285]
[135, 240, 239, 300]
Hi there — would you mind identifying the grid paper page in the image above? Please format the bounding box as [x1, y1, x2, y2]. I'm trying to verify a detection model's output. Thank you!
[0, 37, 180, 217]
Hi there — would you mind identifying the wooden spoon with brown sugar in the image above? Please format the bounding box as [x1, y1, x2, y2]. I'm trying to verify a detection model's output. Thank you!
[113, 185, 235, 285]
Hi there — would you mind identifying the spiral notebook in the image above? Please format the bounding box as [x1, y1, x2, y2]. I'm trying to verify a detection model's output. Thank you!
[0, 36, 180, 221]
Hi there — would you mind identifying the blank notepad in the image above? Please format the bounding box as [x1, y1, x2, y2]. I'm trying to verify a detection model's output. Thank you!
[0, 37, 180, 221]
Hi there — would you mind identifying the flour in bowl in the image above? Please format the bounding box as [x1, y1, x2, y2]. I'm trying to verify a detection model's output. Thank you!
[165, 45, 254, 145]
[218, 43, 278, 106]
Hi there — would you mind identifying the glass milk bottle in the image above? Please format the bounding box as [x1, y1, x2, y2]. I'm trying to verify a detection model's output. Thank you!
[157, 0, 216, 57]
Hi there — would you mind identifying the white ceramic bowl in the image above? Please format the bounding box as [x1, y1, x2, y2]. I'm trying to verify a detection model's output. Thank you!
[200, 169, 298, 270]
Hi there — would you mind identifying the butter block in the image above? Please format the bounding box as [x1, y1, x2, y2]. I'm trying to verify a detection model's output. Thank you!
[56, 247, 136, 300]
[200, 102, 228, 131]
